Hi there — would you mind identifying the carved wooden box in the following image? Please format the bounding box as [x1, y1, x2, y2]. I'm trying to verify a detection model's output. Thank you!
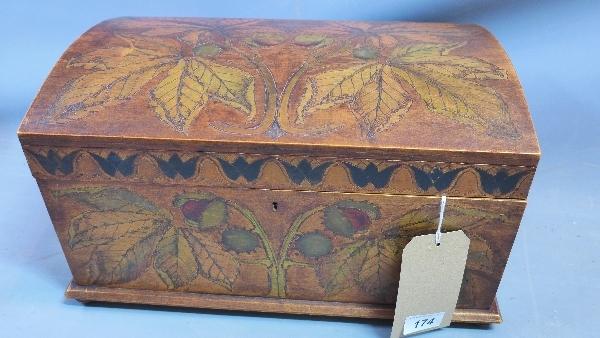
[18, 18, 539, 324]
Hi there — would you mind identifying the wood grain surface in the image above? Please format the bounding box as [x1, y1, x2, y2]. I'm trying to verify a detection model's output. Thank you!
[65, 281, 503, 323]
[19, 18, 540, 322]
[18, 18, 540, 166]
[41, 181, 524, 311]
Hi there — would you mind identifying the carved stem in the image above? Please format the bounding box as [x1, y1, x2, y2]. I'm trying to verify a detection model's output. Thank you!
[276, 44, 347, 135]
[212, 43, 277, 134]
[228, 201, 281, 297]
[276, 205, 327, 295]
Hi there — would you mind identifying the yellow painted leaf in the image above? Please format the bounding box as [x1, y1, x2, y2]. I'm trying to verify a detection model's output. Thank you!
[390, 43, 515, 136]
[66, 35, 175, 71]
[297, 63, 380, 120]
[183, 228, 239, 290]
[355, 238, 402, 302]
[54, 187, 161, 212]
[297, 63, 411, 136]
[150, 59, 208, 132]
[154, 227, 199, 289]
[189, 59, 255, 119]
[350, 66, 412, 136]
[53, 33, 255, 134]
[317, 240, 367, 295]
[54, 53, 173, 118]
[392, 43, 506, 80]
[151, 58, 256, 132]
[383, 204, 507, 239]
[55, 187, 172, 285]
[52, 35, 176, 120]
[93, 219, 168, 285]
[67, 210, 165, 249]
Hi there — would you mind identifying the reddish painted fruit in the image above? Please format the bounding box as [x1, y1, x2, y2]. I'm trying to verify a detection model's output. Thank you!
[181, 199, 211, 221]
[339, 207, 371, 231]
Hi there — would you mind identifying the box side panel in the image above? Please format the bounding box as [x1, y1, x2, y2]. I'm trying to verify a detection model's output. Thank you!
[38, 179, 525, 311]
[24, 145, 535, 200]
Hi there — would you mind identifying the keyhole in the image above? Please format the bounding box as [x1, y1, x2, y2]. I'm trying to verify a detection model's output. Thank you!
[272, 202, 278, 211]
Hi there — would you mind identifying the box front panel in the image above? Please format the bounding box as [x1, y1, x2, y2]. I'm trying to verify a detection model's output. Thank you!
[38, 180, 524, 311]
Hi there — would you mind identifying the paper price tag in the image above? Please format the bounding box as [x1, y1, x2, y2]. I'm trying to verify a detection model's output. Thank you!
[390, 230, 470, 337]
[403, 312, 445, 335]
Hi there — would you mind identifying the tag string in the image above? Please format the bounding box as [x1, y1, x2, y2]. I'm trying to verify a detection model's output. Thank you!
[435, 195, 447, 246]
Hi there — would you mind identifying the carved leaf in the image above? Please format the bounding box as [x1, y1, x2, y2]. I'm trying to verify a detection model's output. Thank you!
[67, 210, 165, 250]
[318, 236, 402, 301]
[55, 187, 160, 212]
[297, 42, 513, 138]
[391, 44, 506, 80]
[297, 63, 411, 136]
[350, 66, 412, 136]
[54, 188, 171, 284]
[354, 238, 403, 301]
[52, 42, 174, 120]
[390, 43, 514, 136]
[466, 235, 495, 274]
[151, 58, 255, 132]
[318, 203, 505, 300]
[190, 59, 255, 119]
[385, 204, 507, 237]
[317, 240, 367, 295]
[150, 59, 207, 132]
[183, 228, 240, 290]
[52, 33, 256, 133]
[154, 227, 198, 288]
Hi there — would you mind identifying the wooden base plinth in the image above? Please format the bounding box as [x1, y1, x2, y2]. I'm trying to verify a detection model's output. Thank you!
[65, 281, 501, 324]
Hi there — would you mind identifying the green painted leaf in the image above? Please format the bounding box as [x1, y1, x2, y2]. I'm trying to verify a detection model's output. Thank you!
[296, 231, 332, 258]
[200, 199, 227, 228]
[222, 228, 260, 253]
[324, 200, 380, 237]
[294, 34, 328, 47]
[154, 227, 198, 289]
[193, 43, 222, 58]
[173, 192, 215, 207]
[249, 32, 285, 46]
[353, 46, 379, 60]
[334, 200, 381, 219]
